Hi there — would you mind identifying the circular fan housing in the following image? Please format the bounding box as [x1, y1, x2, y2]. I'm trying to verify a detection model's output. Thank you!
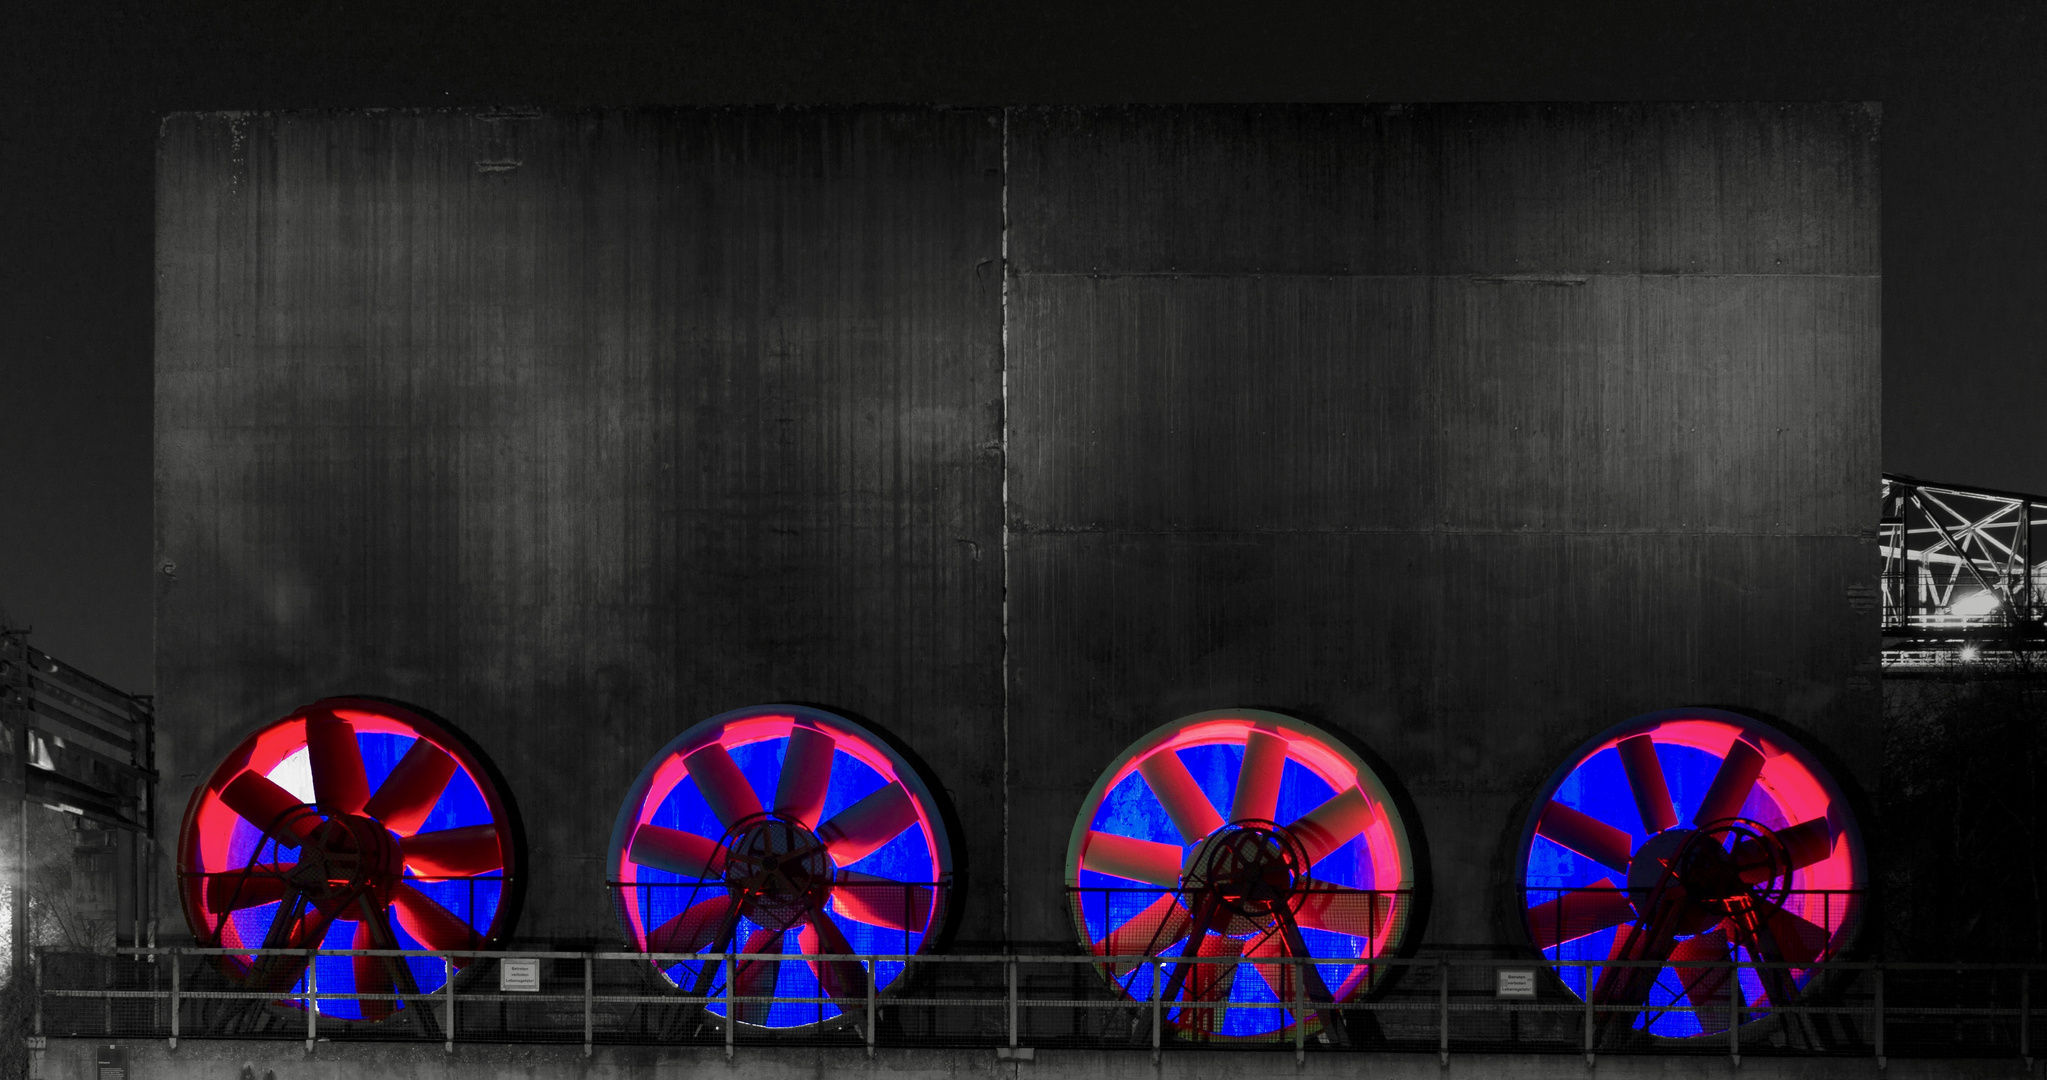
[1066, 709, 1418, 1042]
[1517, 708, 1866, 1039]
[178, 697, 519, 1021]
[607, 705, 954, 1032]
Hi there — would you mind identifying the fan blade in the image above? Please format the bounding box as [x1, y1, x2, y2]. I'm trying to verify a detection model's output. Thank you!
[1670, 929, 1735, 1034]
[1535, 801, 1635, 873]
[1733, 818, 1834, 882]
[1094, 894, 1193, 977]
[731, 927, 785, 1026]
[798, 909, 870, 1002]
[773, 725, 836, 829]
[1592, 921, 1679, 1011]
[305, 709, 371, 816]
[831, 871, 934, 932]
[1294, 878, 1395, 939]
[817, 783, 917, 865]
[401, 825, 503, 877]
[683, 743, 766, 831]
[1230, 729, 1288, 824]
[1693, 739, 1765, 826]
[1174, 932, 1244, 1034]
[1137, 750, 1225, 844]
[362, 738, 458, 836]
[1079, 831, 1185, 887]
[391, 883, 479, 956]
[646, 895, 739, 955]
[1244, 931, 1320, 1019]
[220, 771, 320, 844]
[1617, 735, 1678, 834]
[1288, 787, 1373, 865]
[205, 865, 292, 912]
[352, 920, 399, 1022]
[1525, 879, 1635, 949]
[1744, 897, 1830, 967]
[627, 824, 726, 877]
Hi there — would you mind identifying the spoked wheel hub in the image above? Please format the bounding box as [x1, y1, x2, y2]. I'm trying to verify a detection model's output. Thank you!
[1183, 822, 1308, 929]
[722, 813, 834, 932]
[285, 813, 406, 909]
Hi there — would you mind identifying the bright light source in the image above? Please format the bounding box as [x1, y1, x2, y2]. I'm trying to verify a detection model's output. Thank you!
[1950, 591, 2005, 617]
[1960, 644, 1981, 662]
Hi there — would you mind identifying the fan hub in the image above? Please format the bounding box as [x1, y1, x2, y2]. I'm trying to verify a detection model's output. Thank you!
[1184, 821, 1308, 920]
[722, 814, 834, 932]
[1626, 819, 1789, 933]
[285, 813, 405, 907]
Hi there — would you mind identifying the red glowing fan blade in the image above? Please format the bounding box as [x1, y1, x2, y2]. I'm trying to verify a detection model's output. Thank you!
[1230, 729, 1288, 823]
[798, 909, 869, 1001]
[832, 871, 934, 932]
[1094, 894, 1192, 971]
[1288, 787, 1373, 865]
[1525, 878, 1635, 949]
[1294, 878, 1395, 939]
[1670, 929, 1735, 1031]
[627, 823, 726, 878]
[305, 709, 371, 816]
[683, 743, 766, 831]
[647, 896, 737, 955]
[362, 737, 458, 836]
[1592, 923, 1678, 1009]
[205, 865, 292, 913]
[1535, 801, 1635, 873]
[817, 783, 917, 865]
[402, 824, 503, 877]
[392, 883, 479, 956]
[733, 927, 785, 1025]
[1244, 931, 1310, 1014]
[1137, 750, 1224, 844]
[1078, 831, 1185, 887]
[352, 920, 399, 1022]
[1734, 818, 1833, 882]
[1693, 738, 1765, 826]
[773, 725, 836, 829]
[1744, 898, 1829, 967]
[1181, 931, 1245, 1020]
[220, 771, 319, 844]
[1616, 735, 1678, 834]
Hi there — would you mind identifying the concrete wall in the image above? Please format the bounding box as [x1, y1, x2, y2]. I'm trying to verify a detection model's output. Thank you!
[155, 105, 1880, 951]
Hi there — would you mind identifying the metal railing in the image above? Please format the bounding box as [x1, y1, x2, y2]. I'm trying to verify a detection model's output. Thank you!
[34, 946, 2047, 1063]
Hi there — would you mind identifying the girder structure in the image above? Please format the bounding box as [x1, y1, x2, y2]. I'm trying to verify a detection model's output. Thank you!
[1880, 473, 2047, 671]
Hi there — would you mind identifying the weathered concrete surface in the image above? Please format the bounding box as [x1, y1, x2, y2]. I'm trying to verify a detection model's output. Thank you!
[43, 1037, 2014, 1080]
[1005, 104, 1881, 946]
[155, 110, 1008, 944]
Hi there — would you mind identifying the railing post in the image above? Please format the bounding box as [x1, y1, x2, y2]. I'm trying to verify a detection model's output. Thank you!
[1007, 956, 1018, 1051]
[866, 957, 877, 1058]
[305, 950, 317, 1054]
[1583, 962, 1595, 1067]
[1437, 957, 1449, 1065]
[1873, 963, 1885, 1069]
[2021, 968, 2031, 1066]
[1151, 957, 1162, 1063]
[724, 946, 735, 1060]
[33, 947, 43, 1038]
[1293, 957, 1305, 1065]
[168, 950, 179, 1050]
[583, 954, 593, 1058]
[443, 955, 455, 1054]
[1728, 956, 1740, 1066]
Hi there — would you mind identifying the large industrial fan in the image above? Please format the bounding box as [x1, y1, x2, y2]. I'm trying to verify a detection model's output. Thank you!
[178, 698, 520, 1021]
[1516, 708, 1865, 1041]
[607, 705, 954, 1031]
[1066, 710, 1418, 1043]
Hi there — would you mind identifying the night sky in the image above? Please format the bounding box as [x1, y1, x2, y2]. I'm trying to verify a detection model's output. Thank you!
[5, 2, 2043, 693]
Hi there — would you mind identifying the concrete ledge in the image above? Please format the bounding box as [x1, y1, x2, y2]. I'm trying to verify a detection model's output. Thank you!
[41, 1038, 2033, 1080]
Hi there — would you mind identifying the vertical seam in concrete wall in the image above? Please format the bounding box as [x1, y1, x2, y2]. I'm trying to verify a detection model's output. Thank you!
[999, 107, 1012, 945]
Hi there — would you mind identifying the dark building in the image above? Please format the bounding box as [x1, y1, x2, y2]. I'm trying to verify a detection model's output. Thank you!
[76, 103, 1898, 1076]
